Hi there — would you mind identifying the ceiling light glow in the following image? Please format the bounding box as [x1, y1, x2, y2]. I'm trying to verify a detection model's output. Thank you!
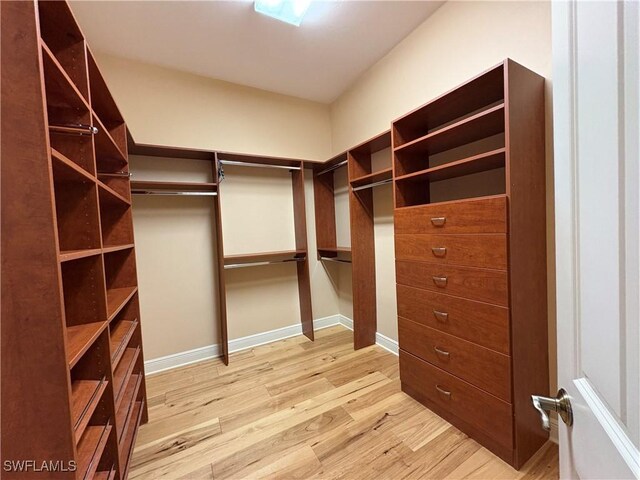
[254, 0, 312, 26]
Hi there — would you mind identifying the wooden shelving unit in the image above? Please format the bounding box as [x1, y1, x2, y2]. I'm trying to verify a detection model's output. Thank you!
[2, 2, 147, 478]
[392, 59, 548, 469]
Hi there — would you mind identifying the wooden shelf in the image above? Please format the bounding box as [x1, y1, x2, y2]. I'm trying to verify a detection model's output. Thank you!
[116, 374, 142, 441]
[107, 286, 137, 321]
[66, 321, 108, 368]
[110, 319, 138, 368]
[87, 50, 124, 129]
[50, 148, 95, 184]
[71, 378, 108, 443]
[119, 399, 144, 474]
[394, 103, 505, 157]
[395, 193, 508, 211]
[40, 41, 90, 112]
[59, 248, 102, 263]
[113, 347, 140, 409]
[395, 148, 506, 184]
[318, 247, 351, 254]
[130, 180, 217, 192]
[350, 168, 393, 188]
[94, 113, 127, 172]
[98, 180, 131, 207]
[217, 151, 303, 168]
[77, 424, 112, 480]
[223, 249, 307, 266]
[103, 244, 135, 254]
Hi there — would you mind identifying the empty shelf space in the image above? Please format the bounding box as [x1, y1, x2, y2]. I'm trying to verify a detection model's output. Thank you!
[394, 104, 505, 157]
[224, 250, 307, 267]
[350, 168, 393, 188]
[107, 286, 138, 321]
[110, 319, 138, 368]
[40, 41, 90, 112]
[59, 248, 102, 263]
[395, 148, 506, 184]
[94, 113, 127, 172]
[119, 399, 144, 472]
[98, 180, 131, 207]
[50, 148, 95, 183]
[71, 377, 108, 443]
[77, 424, 112, 480]
[102, 244, 134, 254]
[114, 347, 141, 409]
[130, 180, 217, 192]
[66, 321, 108, 368]
[116, 373, 142, 441]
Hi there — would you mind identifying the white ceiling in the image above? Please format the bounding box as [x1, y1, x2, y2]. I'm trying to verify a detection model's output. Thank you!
[69, 1, 443, 103]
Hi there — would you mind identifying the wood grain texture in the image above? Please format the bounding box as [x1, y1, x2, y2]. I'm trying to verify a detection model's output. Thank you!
[504, 59, 549, 468]
[312, 169, 337, 254]
[1, 2, 77, 474]
[396, 284, 510, 354]
[395, 233, 508, 270]
[399, 317, 511, 401]
[129, 326, 557, 479]
[394, 195, 507, 235]
[395, 260, 509, 306]
[213, 157, 229, 365]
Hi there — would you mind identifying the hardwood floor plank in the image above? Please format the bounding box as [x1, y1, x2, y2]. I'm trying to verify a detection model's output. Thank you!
[132, 325, 558, 479]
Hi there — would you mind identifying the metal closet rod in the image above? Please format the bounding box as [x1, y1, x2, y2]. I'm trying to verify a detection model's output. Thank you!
[218, 159, 301, 171]
[320, 256, 352, 264]
[316, 159, 347, 176]
[224, 257, 305, 270]
[49, 124, 98, 136]
[99, 172, 131, 178]
[352, 178, 393, 192]
[132, 190, 217, 196]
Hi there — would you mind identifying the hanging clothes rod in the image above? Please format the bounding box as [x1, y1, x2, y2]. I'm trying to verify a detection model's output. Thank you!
[316, 160, 347, 176]
[352, 178, 393, 192]
[218, 159, 301, 171]
[320, 256, 352, 264]
[224, 257, 305, 270]
[132, 190, 217, 196]
[49, 124, 98, 136]
[98, 172, 132, 178]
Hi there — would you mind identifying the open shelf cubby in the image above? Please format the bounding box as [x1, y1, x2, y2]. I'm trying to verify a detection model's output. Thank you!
[104, 247, 139, 320]
[61, 254, 108, 326]
[100, 199, 134, 248]
[94, 112, 128, 174]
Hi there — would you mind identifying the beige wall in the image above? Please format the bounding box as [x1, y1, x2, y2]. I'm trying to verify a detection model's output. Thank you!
[94, 53, 332, 161]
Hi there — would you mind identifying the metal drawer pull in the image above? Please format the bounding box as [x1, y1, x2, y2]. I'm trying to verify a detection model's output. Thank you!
[436, 385, 451, 398]
[433, 310, 449, 322]
[432, 276, 447, 287]
[431, 247, 447, 257]
[434, 346, 450, 359]
[431, 217, 446, 227]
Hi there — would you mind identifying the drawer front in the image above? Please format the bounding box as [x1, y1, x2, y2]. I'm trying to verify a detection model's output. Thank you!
[395, 260, 509, 306]
[399, 317, 511, 401]
[395, 196, 507, 235]
[400, 350, 513, 448]
[395, 234, 507, 270]
[396, 284, 509, 354]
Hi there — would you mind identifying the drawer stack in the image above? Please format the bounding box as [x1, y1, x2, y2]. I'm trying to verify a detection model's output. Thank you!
[392, 60, 548, 468]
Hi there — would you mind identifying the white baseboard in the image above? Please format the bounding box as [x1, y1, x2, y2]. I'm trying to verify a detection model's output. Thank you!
[144, 314, 343, 375]
[376, 331, 399, 355]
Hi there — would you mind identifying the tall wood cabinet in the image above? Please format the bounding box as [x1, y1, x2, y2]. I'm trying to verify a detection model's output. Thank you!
[2, 1, 147, 478]
[392, 59, 548, 468]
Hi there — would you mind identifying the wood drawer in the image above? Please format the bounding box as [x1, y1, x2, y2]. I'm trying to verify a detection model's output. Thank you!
[396, 284, 510, 355]
[399, 350, 513, 449]
[395, 234, 507, 270]
[398, 317, 511, 401]
[395, 196, 507, 235]
[395, 260, 509, 306]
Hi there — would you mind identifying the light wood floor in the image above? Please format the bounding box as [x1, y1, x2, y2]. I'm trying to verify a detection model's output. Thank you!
[130, 326, 558, 479]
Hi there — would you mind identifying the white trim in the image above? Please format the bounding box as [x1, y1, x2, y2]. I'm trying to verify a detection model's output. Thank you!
[144, 314, 344, 375]
[145, 344, 220, 375]
[338, 315, 353, 330]
[376, 331, 399, 356]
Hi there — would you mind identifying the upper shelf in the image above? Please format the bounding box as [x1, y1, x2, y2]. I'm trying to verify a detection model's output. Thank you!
[224, 249, 307, 267]
[130, 180, 217, 192]
[350, 168, 393, 188]
[394, 103, 505, 158]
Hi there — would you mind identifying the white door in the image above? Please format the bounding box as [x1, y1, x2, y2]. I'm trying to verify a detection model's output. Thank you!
[551, 0, 639, 478]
